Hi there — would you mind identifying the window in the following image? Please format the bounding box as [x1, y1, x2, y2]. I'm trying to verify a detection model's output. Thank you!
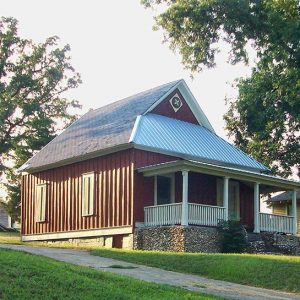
[155, 174, 175, 205]
[82, 173, 94, 216]
[36, 184, 47, 222]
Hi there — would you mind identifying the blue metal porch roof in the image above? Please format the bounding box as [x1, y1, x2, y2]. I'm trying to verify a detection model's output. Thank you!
[131, 113, 269, 173]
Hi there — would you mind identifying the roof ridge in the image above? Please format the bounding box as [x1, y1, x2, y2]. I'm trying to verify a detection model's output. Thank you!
[91, 79, 182, 114]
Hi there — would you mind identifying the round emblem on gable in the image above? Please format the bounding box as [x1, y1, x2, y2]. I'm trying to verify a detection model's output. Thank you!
[171, 96, 182, 109]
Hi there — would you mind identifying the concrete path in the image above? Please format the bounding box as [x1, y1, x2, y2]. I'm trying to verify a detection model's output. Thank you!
[1, 244, 299, 300]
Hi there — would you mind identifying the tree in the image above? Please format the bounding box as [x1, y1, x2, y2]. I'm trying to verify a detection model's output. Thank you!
[142, 0, 300, 177]
[0, 17, 81, 222]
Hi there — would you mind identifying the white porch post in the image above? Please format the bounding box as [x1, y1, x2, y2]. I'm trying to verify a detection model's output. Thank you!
[181, 170, 189, 226]
[253, 182, 260, 233]
[223, 177, 229, 220]
[292, 189, 298, 235]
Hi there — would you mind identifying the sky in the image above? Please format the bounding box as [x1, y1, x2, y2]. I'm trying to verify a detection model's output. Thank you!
[1, 0, 254, 139]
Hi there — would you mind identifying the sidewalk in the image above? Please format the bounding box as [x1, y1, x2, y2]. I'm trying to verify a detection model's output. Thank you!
[1, 244, 299, 300]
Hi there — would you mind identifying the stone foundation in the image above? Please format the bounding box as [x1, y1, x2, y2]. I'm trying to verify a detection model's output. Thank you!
[246, 232, 300, 255]
[133, 225, 221, 253]
[41, 234, 133, 249]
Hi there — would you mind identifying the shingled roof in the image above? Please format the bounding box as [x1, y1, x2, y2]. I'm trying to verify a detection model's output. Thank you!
[21, 80, 181, 172]
[21, 79, 270, 174]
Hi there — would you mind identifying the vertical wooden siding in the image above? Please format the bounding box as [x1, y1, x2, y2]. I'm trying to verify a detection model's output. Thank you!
[151, 89, 199, 124]
[133, 149, 179, 222]
[21, 150, 134, 235]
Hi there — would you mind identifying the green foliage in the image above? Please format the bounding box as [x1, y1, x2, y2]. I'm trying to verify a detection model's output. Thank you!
[92, 248, 300, 293]
[0, 17, 82, 221]
[0, 249, 217, 300]
[217, 220, 248, 253]
[142, 0, 300, 177]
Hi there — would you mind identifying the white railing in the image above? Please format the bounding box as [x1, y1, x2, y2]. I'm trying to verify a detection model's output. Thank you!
[144, 203, 182, 226]
[144, 202, 226, 227]
[260, 213, 294, 234]
[189, 203, 226, 226]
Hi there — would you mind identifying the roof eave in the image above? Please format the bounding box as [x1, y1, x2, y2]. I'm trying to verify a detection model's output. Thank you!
[21, 143, 134, 174]
[137, 160, 300, 190]
[133, 144, 269, 174]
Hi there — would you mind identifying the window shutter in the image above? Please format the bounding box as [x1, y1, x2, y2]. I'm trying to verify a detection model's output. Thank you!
[36, 184, 47, 222]
[82, 173, 94, 216]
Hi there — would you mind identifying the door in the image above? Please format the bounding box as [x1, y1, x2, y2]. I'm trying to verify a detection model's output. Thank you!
[228, 181, 240, 220]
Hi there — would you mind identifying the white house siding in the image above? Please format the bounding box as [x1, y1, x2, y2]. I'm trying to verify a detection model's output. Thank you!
[0, 203, 10, 228]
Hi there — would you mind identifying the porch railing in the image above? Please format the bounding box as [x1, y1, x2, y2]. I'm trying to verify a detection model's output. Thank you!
[144, 203, 182, 226]
[189, 203, 226, 226]
[144, 202, 225, 227]
[259, 213, 294, 234]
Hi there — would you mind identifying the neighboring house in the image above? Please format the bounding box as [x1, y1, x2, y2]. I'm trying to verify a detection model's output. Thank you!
[268, 190, 300, 234]
[19, 80, 300, 249]
[0, 201, 11, 229]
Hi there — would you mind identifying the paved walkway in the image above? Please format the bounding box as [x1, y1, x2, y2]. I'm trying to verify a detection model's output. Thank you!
[1, 244, 299, 300]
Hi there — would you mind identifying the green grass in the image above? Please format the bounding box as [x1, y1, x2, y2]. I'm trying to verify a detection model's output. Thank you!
[0, 249, 220, 300]
[91, 248, 300, 293]
[3, 233, 300, 294]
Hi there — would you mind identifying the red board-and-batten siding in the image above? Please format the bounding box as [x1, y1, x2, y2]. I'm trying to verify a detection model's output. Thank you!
[21, 149, 177, 236]
[22, 150, 134, 235]
[152, 89, 199, 124]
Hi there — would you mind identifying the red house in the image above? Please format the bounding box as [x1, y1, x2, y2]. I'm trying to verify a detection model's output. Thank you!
[20, 80, 300, 251]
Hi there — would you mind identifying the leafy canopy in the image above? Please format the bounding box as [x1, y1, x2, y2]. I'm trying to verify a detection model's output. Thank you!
[142, 0, 300, 177]
[0, 17, 81, 221]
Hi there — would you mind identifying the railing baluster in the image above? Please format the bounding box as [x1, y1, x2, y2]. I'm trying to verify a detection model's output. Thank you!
[259, 213, 294, 234]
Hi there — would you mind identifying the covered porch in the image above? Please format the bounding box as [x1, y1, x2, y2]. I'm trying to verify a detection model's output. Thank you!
[138, 160, 300, 235]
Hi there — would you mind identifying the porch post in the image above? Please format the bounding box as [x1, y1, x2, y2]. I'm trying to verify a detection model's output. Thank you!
[223, 177, 229, 221]
[253, 182, 260, 233]
[181, 170, 189, 226]
[292, 189, 298, 235]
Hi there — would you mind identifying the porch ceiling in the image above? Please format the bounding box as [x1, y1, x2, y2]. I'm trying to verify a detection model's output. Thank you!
[137, 160, 300, 191]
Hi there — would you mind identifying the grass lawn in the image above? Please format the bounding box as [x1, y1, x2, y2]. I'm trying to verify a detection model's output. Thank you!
[2, 233, 300, 294]
[0, 249, 220, 300]
[0, 232, 21, 244]
[91, 248, 300, 294]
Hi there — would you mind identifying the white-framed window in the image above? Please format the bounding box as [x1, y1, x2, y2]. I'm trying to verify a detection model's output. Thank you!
[154, 174, 175, 205]
[36, 183, 47, 222]
[82, 172, 95, 216]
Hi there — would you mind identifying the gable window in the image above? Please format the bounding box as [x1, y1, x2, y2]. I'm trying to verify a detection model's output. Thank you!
[36, 184, 47, 222]
[155, 174, 175, 205]
[82, 173, 95, 216]
[169, 94, 183, 112]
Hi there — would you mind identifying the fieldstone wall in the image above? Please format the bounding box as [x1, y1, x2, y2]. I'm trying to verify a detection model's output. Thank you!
[246, 232, 300, 255]
[133, 225, 221, 253]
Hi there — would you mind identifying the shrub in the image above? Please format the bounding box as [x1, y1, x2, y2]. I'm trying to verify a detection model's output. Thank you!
[218, 220, 248, 253]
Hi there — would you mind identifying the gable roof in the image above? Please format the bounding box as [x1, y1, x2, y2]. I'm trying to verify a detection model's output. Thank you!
[21, 80, 182, 172]
[130, 113, 269, 172]
[269, 189, 300, 203]
[20, 79, 269, 174]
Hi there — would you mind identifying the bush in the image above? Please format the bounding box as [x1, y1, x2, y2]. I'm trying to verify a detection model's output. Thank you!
[218, 220, 248, 253]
